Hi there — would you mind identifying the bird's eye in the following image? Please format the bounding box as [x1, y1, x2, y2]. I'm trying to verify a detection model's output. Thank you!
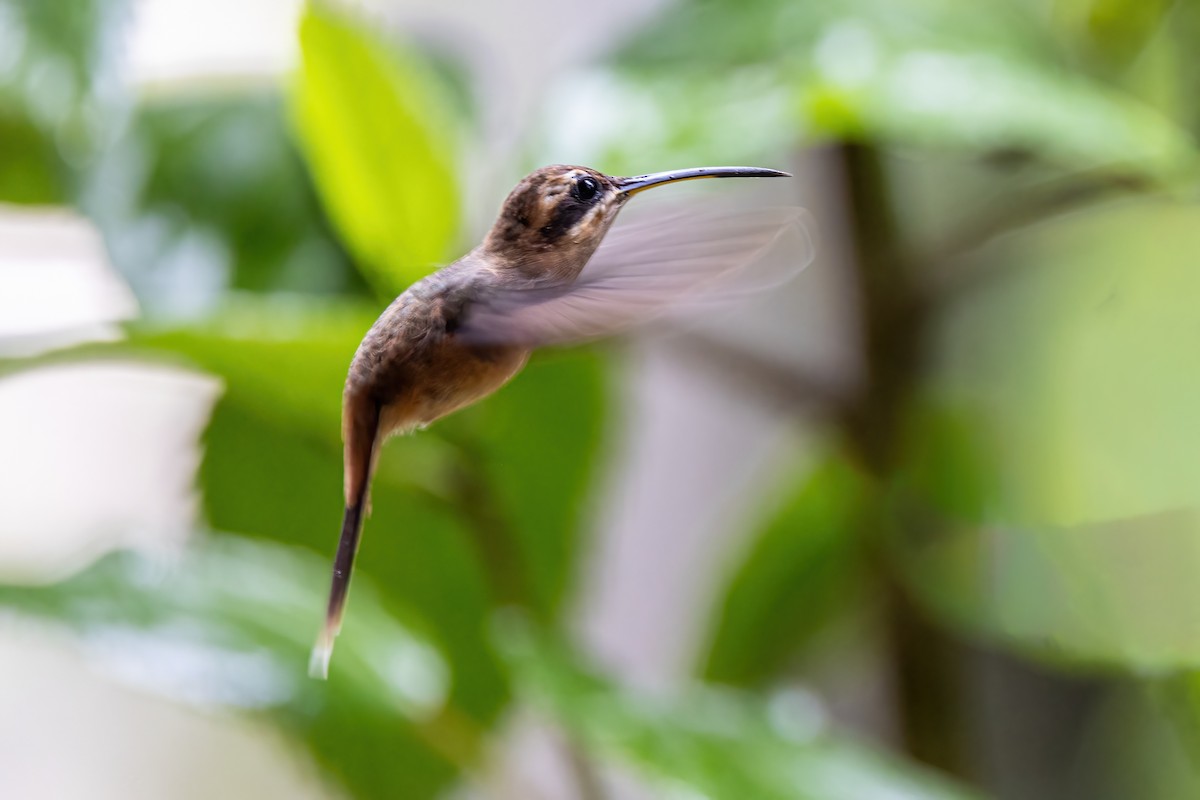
[573, 176, 600, 201]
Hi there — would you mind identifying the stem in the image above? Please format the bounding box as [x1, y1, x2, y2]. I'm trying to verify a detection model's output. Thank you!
[415, 704, 488, 773]
[441, 438, 605, 799]
[919, 169, 1152, 308]
[835, 142, 968, 774]
[837, 143, 919, 475]
[561, 736, 608, 800]
[664, 329, 849, 417]
[446, 442, 532, 609]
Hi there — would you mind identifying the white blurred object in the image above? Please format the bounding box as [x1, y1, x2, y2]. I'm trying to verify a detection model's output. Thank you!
[127, 0, 303, 87]
[0, 362, 221, 582]
[0, 168, 314, 800]
[0, 626, 339, 800]
[0, 206, 138, 358]
[0, 206, 220, 581]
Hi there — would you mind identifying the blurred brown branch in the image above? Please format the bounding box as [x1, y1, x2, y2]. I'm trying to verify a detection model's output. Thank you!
[918, 167, 1155, 307]
[664, 331, 850, 418]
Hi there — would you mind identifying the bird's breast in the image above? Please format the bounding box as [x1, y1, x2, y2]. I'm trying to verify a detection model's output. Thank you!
[373, 338, 530, 437]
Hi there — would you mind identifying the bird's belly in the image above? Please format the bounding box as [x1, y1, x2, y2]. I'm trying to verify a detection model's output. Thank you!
[379, 342, 529, 435]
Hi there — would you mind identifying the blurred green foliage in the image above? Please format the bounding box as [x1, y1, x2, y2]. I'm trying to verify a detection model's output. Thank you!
[293, 4, 461, 295]
[0, 535, 461, 798]
[929, 203, 1200, 526]
[502, 620, 980, 800]
[4, 0, 1200, 798]
[0, 0, 120, 202]
[703, 454, 870, 686]
[569, 0, 1195, 179]
[123, 96, 360, 297]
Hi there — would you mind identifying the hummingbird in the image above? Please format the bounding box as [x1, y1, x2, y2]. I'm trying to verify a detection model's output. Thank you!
[311, 164, 807, 677]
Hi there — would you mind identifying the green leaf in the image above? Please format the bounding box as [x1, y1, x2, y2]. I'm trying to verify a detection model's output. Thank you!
[559, 0, 1195, 177]
[499, 621, 980, 800]
[1054, 0, 1175, 74]
[128, 295, 375, 445]
[292, 3, 460, 295]
[801, 49, 1194, 175]
[615, 0, 1058, 81]
[86, 94, 366, 306]
[893, 201, 1200, 670]
[702, 455, 869, 686]
[899, 502, 1200, 673]
[1159, 675, 1200, 796]
[0, 114, 63, 203]
[927, 201, 1200, 527]
[0, 534, 464, 800]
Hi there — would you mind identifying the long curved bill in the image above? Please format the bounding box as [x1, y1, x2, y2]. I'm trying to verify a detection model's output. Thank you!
[617, 166, 791, 196]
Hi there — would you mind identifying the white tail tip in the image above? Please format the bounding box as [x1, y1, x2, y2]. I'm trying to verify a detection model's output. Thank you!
[309, 632, 334, 680]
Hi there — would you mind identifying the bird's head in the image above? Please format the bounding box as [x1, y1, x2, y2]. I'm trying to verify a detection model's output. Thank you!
[480, 164, 789, 283]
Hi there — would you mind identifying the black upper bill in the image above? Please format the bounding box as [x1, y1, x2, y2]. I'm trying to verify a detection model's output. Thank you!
[616, 166, 791, 196]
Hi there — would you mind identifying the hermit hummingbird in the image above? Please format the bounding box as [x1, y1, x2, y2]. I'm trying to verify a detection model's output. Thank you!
[312, 164, 808, 677]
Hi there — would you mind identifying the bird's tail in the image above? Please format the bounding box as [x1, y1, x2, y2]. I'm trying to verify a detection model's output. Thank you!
[310, 391, 380, 679]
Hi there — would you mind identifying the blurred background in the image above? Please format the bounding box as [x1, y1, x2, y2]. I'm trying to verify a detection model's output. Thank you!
[3, 0, 1200, 798]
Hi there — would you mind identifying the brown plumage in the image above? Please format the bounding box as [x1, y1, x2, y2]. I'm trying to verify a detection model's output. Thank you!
[312, 164, 805, 677]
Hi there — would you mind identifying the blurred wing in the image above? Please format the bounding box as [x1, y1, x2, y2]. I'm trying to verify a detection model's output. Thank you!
[458, 205, 815, 347]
